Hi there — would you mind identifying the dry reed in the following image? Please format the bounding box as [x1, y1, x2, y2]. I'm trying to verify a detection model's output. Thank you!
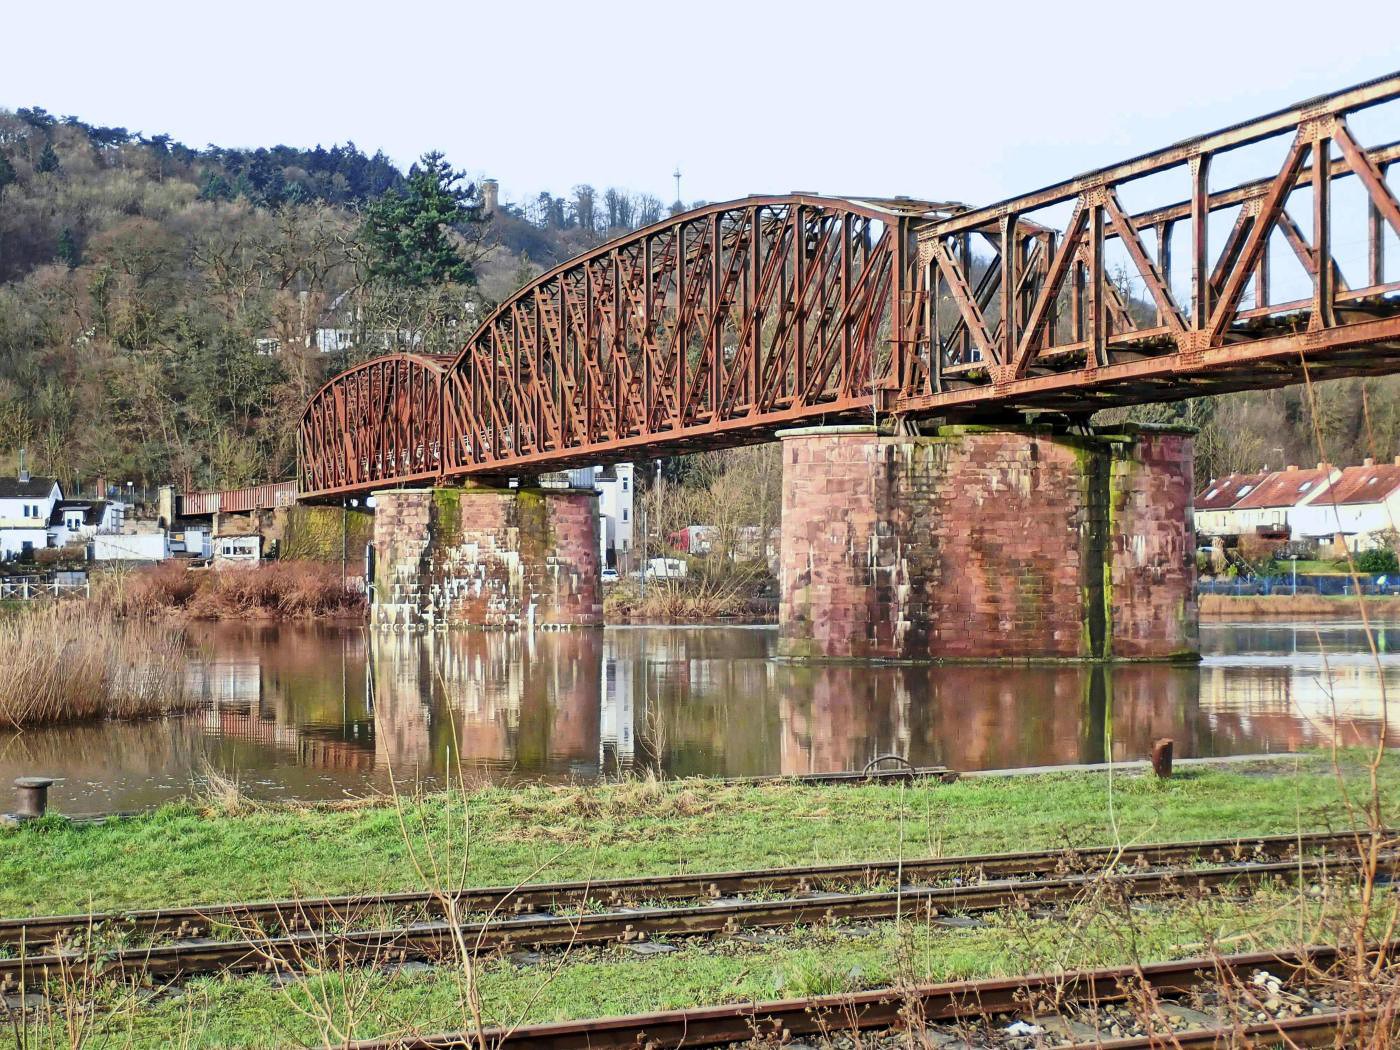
[96, 560, 366, 620]
[0, 604, 194, 729]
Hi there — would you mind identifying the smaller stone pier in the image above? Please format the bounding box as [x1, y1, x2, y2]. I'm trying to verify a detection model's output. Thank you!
[371, 485, 602, 629]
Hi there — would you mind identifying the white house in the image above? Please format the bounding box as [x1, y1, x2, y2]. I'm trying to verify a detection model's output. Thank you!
[594, 463, 635, 567]
[1194, 473, 1266, 537]
[1291, 458, 1400, 551]
[92, 531, 169, 562]
[1222, 464, 1338, 536]
[0, 470, 63, 560]
[47, 499, 124, 549]
[214, 532, 262, 569]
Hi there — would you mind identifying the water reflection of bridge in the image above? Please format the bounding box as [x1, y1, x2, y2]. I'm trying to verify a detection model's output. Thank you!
[177, 623, 1399, 786]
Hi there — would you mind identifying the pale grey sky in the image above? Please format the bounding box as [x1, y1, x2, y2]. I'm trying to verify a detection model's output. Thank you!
[2, 0, 1396, 210]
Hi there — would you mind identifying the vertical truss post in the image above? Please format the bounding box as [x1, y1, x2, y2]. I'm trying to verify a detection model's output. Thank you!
[1312, 128, 1336, 330]
[1190, 153, 1211, 329]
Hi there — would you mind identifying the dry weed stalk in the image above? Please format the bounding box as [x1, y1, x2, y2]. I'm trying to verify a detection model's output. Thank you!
[0, 604, 193, 729]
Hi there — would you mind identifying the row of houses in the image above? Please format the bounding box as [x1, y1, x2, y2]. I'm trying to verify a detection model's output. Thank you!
[1196, 457, 1400, 552]
[0, 471, 128, 561]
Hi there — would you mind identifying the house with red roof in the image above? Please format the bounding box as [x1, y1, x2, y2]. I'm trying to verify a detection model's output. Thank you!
[1195, 464, 1338, 541]
[1291, 457, 1400, 552]
[1195, 473, 1267, 536]
[1228, 464, 1338, 537]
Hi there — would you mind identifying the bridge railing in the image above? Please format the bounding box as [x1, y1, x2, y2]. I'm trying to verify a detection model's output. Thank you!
[900, 71, 1400, 415]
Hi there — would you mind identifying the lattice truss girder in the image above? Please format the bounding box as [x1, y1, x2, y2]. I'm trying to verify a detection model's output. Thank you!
[300, 73, 1400, 498]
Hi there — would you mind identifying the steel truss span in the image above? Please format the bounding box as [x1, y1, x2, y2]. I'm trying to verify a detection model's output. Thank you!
[300, 72, 1400, 499]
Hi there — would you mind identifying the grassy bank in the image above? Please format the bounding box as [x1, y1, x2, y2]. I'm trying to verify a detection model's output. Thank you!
[0, 604, 192, 729]
[6, 757, 1397, 1048]
[1199, 592, 1400, 618]
[0, 755, 1391, 917]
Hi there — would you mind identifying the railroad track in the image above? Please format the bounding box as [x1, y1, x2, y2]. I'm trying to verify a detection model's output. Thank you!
[1, 827, 1380, 950]
[0, 847, 1386, 989]
[339, 941, 1397, 1050]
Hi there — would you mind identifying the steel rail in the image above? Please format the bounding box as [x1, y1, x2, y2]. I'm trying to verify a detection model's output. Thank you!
[339, 941, 1395, 1050]
[0, 852, 1384, 988]
[1073, 1007, 1385, 1048]
[0, 828, 1375, 950]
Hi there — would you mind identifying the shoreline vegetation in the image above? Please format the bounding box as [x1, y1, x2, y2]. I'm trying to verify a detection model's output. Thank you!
[0, 755, 1387, 916]
[0, 561, 363, 729]
[1199, 592, 1400, 618]
[97, 560, 367, 620]
[0, 604, 193, 729]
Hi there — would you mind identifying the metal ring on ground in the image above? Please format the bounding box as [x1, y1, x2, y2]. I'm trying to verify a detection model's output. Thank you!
[862, 754, 916, 775]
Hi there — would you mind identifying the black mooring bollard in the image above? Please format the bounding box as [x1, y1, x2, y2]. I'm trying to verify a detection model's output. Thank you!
[12, 776, 55, 820]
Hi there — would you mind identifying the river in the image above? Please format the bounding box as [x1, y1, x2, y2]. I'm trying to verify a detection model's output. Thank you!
[0, 619, 1394, 814]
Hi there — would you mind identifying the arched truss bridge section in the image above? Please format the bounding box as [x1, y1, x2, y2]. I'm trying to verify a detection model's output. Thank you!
[301, 72, 1400, 498]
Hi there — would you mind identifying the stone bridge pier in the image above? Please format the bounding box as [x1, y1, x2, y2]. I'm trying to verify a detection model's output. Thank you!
[778, 423, 1198, 662]
[370, 484, 602, 629]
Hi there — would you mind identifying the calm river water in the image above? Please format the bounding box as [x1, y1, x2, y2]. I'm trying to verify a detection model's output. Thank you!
[1, 620, 1395, 814]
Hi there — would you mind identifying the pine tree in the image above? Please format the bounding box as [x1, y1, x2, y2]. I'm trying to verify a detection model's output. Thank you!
[362, 151, 478, 289]
[0, 152, 14, 198]
[36, 140, 61, 175]
[56, 227, 79, 268]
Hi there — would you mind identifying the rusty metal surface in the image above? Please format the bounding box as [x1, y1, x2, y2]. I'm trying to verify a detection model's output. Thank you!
[178, 480, 298, 517]
[298, 73, 1400, 499]
[0, 828, 1370, 949]
[0, 852, 1382, 987]
[340, 942, 1389, 1050]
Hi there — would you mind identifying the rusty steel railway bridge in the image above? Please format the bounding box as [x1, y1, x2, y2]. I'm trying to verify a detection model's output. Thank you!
[300, 72, 1400, 501]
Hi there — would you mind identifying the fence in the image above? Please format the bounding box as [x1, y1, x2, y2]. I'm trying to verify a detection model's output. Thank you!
[0, 575, 91, 601]
[1198, 574, 1394, 597]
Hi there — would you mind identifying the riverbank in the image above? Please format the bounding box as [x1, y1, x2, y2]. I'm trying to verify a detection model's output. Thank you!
[1199, 592, 1400, 618]
[0, 753, 1388, 916]
[3, 754, 1394, 1047]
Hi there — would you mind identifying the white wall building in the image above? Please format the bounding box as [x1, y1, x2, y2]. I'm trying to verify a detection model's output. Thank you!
[47, 499, 125, 548]
[1216, 465, 1338, 536]
[92, 532, 169, 562]
[0, 471, 62, 560]
[594, 463, 634, 567]
[1291, 459, 1400, 551]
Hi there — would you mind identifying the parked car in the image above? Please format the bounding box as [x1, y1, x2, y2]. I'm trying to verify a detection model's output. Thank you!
[601, 567, 619, 584]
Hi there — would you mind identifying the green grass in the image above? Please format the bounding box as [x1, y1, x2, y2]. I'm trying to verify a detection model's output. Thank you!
[16, 888, 1383, 1048]
[0, 754, 1392, 918]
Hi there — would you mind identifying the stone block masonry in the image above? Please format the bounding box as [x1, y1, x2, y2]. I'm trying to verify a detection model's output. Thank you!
[371, 485, 602, 629]
[778, 424, 1196, 662]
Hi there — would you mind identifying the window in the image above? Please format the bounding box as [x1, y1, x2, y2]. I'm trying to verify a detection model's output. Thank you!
[622, 508, 629, 522]
[622, 478, 629, 492]
[1237, 485, 1254, 497]
[1299, 481, 1311, 492]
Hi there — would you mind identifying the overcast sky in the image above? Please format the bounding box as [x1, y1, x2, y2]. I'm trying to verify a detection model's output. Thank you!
[2, 0, 1396, 210]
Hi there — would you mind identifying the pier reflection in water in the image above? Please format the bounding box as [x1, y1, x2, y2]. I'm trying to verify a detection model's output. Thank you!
[0, 620, 1393, 813]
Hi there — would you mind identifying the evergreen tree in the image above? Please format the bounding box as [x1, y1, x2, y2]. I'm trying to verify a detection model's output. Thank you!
[56, 227, 79, 268]
[362, 151, 478, 289]
[36, 140, 61, 174]
[197, 169, 232, 201]
[0, 152, 14, 198]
